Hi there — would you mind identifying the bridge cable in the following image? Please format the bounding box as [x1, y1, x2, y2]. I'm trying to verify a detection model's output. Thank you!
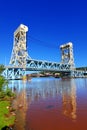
[27, 35, 58, 49]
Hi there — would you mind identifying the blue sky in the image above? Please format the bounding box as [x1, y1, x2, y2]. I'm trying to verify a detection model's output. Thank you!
[0, 0, 87, 67]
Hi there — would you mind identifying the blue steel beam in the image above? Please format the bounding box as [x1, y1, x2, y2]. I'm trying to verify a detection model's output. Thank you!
[26, 59, 71, 71]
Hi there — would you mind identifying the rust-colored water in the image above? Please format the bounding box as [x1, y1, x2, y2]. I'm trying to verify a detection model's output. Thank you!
[10, 78, 87, 130]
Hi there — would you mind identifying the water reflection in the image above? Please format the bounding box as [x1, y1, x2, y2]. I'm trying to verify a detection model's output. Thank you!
[9, 78, 78, 130]
[61, 79, 76, 120]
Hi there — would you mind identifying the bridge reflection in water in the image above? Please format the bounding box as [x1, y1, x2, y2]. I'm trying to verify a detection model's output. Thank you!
[9, 78, 87, 130]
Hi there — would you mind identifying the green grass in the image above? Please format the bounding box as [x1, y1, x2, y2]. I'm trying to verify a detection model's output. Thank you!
[0, 100, 15, 130]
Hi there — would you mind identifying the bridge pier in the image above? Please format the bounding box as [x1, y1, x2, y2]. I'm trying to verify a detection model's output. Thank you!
[58, 70, 87, 78]
[70, 70, 86, 78]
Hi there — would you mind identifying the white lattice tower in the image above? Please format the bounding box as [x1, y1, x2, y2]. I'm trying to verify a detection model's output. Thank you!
[10, 24, 31, 67]
[60, 42, 75, 68]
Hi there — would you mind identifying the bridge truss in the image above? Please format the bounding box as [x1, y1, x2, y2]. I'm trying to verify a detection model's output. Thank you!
[4, 59, 72, 79]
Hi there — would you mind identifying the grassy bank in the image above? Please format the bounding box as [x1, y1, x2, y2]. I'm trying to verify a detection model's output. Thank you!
[0, 100, 15, 130]
[0, 65, 16, 129]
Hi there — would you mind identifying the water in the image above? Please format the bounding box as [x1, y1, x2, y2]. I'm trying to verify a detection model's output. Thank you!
[9, 77, 87, 130]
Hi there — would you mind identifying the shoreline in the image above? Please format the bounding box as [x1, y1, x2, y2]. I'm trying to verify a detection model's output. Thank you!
[0, 96, 16, 130]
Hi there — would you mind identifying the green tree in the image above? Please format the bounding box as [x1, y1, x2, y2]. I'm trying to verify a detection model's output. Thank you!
[0, 65, 8, 91]
[0, 76, 6, 91]
[0, 65, 9, 98]
[0, 64, 5, 74]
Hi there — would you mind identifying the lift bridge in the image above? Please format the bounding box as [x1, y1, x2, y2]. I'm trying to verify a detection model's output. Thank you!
[3, 24, 86, 79]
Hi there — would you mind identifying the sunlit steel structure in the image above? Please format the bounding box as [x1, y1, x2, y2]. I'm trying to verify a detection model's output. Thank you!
[60, 42, 74, 69]
[3, 24, 86, 79]
[10, 24, 31, 67]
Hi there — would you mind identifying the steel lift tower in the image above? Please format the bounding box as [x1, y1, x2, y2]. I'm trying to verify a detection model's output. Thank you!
[60, 42, 75, 69]
[10, 24, 30, 67]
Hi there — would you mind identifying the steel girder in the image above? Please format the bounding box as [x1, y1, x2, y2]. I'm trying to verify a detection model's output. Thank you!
[26, 59, 71, 71]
